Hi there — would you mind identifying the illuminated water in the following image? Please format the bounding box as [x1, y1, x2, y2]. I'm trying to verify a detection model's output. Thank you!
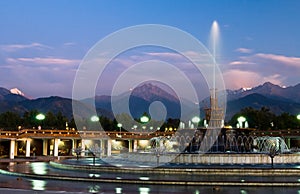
[0, 173, 298, 194]
[0, 160, 299, 193]
[0, 172, 298, 193]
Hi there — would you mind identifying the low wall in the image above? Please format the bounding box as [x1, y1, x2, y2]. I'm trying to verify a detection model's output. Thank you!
[124, 152, 300, 165]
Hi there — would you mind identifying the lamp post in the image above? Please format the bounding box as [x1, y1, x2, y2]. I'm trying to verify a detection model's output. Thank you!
[35, 113, 45, 130]
[237, 116, 246, 128]
[90, 115, 99, 130]
[117, 123, 122, 138]
[36, 113, 45, 121]
[140, 115, 149, 132]
[90, 115, 99, 122]
[140, 115, 150, 123]
[191, 116, 200, 128]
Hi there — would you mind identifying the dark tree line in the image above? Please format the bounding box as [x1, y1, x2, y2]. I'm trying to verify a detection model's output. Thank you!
[0, 107, 299, 131]
[0, 110, 74, 130]
[0, 110, 181, 132]
[229, 107, 300, 130]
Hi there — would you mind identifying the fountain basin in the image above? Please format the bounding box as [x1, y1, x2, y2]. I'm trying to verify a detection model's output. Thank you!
[1, 158, 300, 188]
[123, 152, 300, 165]
[48, 160, 300, 176]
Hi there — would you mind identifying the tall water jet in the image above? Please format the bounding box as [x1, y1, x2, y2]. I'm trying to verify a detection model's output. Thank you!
[200, 20, 224, 153]
[205, 20, 224, 129]
[210, 20, 220, 101]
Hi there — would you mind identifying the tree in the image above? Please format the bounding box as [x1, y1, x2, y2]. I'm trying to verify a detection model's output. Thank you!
[22, 110, 39, 128]
[44, 112, 57, 129]
[0, 112, 22, 130]
[229, 107, 276, 130]
[99, 116, 113, 131]
[55, 111, 68, 129]
[274, 113, 298, 129]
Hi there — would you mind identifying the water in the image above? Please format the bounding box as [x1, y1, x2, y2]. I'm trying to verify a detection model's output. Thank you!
[210, 20, 220, 97]
[0, 161, 299, 193]
[0, 175, 298, 194]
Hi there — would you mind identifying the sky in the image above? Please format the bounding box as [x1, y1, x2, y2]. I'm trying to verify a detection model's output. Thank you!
[0, 0, 300, 99]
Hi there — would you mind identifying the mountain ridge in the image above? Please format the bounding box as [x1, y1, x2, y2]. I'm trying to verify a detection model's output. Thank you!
[0, 82, 299, 121]
[227, 82, 300, 103]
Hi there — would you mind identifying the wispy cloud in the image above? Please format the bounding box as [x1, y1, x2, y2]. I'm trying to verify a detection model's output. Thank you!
[226, 52, 300, 89]
[229, 53, 300, 70]
[223, 69, 284, 89]
[0, 62, 76, 98]
[6, 57, 81, 66]
[255, 53, 300, 67]
[245, 36, 253, 41]
[146, 52, 184, 59]
[0, 43, 52, 52]
[229, 61, 255, 65]
[235, 48, 253, 54]
[63, 42, 77, 47]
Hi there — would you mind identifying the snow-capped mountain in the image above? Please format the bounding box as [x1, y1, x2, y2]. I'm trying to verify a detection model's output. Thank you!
[10, 88, 25, 96]
[227, 82, 300, 103]
[0, 82, 299, 121]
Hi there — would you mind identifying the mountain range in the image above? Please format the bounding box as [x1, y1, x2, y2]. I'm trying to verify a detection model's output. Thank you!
[225, 82, 300, 119]
[0, 82, 299, 121]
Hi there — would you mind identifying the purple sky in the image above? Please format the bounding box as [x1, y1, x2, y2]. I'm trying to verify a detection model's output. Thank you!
[0, 0, 299, 99]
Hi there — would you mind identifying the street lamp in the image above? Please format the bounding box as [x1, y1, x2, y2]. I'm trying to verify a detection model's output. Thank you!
[191, 116, 200, 128]
[297, 114, 300, 128]
[89, 115, 99, 130]
[90, 115, 99, 122]
[35, 113, 45, 121]
[35, 113, 45, 129]
[117, 123, 122, 138]
[140, 115, 150, 123]
[237, 116, 246, 128]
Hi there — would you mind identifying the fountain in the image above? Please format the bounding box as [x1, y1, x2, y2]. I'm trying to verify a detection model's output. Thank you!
[149, 137, 168, 166]
[1, 21, 300, 194]
[118, 127, 295, 166]
[58, 21, 296, 167]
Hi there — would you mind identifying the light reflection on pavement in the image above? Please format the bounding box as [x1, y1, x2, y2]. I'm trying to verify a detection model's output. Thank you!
[0, 161, 299, 193]
[0, 173, 299, 194]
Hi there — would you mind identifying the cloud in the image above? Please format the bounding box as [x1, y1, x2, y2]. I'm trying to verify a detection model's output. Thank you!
[223, 69, 284, 89]
[146, 52, 184, 59]
[229, 61, 255, 65]
[245, 36, 253, 41]
[229, 53, 300, 72]
[63, 42, 77, 47]
[255, 53, 300, 68]
[226, 52, 300, 89]
[262, 74, 284, 86]
[0, 59, 77, 98]
[235, 48, 253, 54]
[108, 51, 188, 70]
[6, 57, 81, 66]
[0, 43, 52, 52]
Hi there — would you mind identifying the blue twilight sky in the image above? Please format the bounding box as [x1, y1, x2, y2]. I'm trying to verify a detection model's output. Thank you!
[0, 0, 299, 98]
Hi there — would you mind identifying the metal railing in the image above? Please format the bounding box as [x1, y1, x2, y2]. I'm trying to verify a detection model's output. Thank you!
[0, 128, 299, 140]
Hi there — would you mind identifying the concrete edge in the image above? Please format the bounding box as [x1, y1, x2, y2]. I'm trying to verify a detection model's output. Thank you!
[0, 168, 300, 187]
[49, 161, 300, 176]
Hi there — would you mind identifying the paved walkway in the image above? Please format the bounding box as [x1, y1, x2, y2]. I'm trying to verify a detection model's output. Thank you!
[0, 157, 299, 193]
[0, 156, 72, 163]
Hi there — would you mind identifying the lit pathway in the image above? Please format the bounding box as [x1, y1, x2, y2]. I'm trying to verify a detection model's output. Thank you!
[0, 159, 300, 193]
